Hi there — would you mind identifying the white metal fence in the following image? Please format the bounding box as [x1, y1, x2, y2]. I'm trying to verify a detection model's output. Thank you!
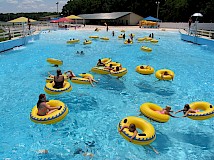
[0, 27, 36, 40]
[1, 22, 214, 41]
[0, 22, 53, 41]
[159, 22, 214, 31]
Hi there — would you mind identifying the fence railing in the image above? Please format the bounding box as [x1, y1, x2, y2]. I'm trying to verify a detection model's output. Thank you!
[197, 30, 214, 38]
[0, 27, 37, 41]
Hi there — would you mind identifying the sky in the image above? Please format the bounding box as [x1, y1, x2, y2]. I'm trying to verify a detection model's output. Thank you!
[0, 0, 68, 13]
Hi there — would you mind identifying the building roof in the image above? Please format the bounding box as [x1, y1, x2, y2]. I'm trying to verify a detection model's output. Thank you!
[78, 12, 132, 20]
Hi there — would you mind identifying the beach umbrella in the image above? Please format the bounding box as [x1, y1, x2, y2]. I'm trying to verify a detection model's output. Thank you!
[191, 13, 203, 36]
[8, 17, 36, 35]
[66, 15, 82, 19]
[50, 19, 59, 23]
[143, 16, 161, 22]
[192, 13, 203, 17]
[192, 13, 203, 21]
[50, 17, 73, 23]
[66, 15, 83, 24]
[8, 17, 36, 23]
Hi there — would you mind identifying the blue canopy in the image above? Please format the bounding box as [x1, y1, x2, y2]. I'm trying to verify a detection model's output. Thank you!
[143, 16, 161, 22]
[51, 18, 59, 20]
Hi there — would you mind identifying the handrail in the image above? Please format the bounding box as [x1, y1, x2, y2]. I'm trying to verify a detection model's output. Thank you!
[0, 27, 37, 41]
[197, 29, 214, 38]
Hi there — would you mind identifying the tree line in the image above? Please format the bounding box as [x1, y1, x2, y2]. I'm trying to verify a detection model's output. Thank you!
[62, 0, 214, 22]
[0, 12, 57, 22]
[0, 0, 213, 23]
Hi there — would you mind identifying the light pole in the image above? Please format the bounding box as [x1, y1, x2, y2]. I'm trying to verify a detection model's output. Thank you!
[156, 1, 160, 19]
[56, 2, 59, 14]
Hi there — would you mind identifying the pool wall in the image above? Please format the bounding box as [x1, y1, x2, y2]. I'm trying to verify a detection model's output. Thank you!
[0, 33, 40, 53]
[179, 31, 214, 47]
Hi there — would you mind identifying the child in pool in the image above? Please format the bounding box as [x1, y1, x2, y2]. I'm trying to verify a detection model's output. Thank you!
[156, 106, 178, 118]
[174, 104, 200, 117]
[119, 123, 138, 142]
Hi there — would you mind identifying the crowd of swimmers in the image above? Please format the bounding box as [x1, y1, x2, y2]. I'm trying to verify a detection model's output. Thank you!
[48, 69, 98, 88]
[96, 59, 122, 72]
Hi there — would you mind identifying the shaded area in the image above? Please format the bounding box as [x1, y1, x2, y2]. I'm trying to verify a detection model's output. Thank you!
[172, 132, 213, 149]
[66, 93, 98, 112]
[153, 131, 172, 153]
[135, 81, 154, 93]
[135, 80, 175, 97]
[155, 87, 175, 96]
[98, 75, 126, 92]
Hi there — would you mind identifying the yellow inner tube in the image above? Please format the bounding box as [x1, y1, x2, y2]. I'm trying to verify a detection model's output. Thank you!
[187, 101, 214, 120]
[121, 30, 125, 32]
[91, 66, 110, 75]
[71, 73, 94, 84]
[138, 38, 146, 41]
[136, 65, 154, 75]
[45, 74, 68, 83]
[155, 69, 174, 80]
[44, 81, 72, 95]
[140, 103, 170, 123]
[145, 37, 153, 41]
[66, 39, 80, 44]
[110, 68, 127, 77]
[46, 58, 63, 65]
[30, 100, 68, 124]
[89, 36, 99, 39]
[141, 46, 152, 52]
[101, 58, 112, 64]
[118, 35, 123, 38]
[118, 116, 156, 145]
[150, 39, 158, 43]
[83, 41, 92, 45]
[105, 62, 121, 67]
[124, 40, 133, 44]
[100, 37, 109, 40]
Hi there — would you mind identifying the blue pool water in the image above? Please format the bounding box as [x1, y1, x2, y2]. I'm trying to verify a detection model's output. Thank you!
[0, 29, 214, 160]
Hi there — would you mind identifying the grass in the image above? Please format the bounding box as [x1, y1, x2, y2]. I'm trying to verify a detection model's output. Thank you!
[0, 29, 22, 42]
[0, 29, 7, 42]
[0, 37, 9, 42]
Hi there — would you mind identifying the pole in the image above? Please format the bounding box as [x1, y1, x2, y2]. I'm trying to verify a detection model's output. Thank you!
[56, 2, 59, 14]
[156, 1, 160, 19]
